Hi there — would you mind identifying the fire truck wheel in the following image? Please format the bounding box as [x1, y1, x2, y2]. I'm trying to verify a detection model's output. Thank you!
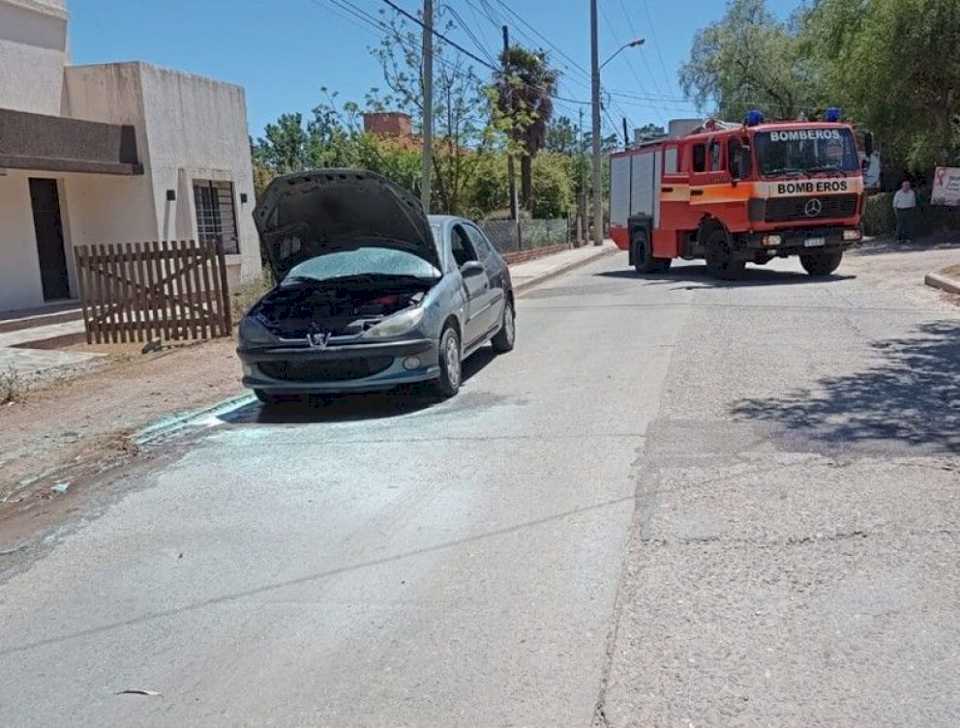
[632, 230, 670, 274]
[800, 250, 844, 277]
[704, 229, 745, 281]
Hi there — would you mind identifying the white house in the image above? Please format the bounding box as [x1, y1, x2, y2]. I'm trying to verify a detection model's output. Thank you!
[0, 0, 261, 312]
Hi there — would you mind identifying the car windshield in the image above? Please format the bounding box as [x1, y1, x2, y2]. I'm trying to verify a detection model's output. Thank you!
[755, 127, 860, 176]
[283, 247, 441, 284]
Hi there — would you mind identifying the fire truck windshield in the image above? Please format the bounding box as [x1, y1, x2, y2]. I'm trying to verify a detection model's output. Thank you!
[754, 127, 860, 178]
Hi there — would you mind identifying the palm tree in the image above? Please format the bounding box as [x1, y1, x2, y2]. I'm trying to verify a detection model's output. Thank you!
[494, 47, 560, 212]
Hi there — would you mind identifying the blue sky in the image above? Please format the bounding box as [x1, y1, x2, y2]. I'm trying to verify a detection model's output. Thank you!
[69, 0, 799, 139]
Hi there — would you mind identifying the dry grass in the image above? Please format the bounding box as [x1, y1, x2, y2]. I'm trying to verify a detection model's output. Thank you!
[0, 366, 26, 405]
[230, 268, 274, 325]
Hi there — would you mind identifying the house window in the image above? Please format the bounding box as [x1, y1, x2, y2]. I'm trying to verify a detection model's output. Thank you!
[193, 180, 239, 254]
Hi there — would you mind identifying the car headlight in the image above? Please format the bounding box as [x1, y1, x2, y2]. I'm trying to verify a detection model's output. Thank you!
[363, 307, 425, 339]
[238, 315, 275, 344]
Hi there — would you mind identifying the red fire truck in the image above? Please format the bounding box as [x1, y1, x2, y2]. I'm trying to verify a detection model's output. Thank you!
[609, 112, 865, 279]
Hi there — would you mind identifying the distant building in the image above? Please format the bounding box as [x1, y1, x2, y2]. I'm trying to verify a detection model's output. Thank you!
[363, 112, 413, 139]
[0, 0, 260, 312]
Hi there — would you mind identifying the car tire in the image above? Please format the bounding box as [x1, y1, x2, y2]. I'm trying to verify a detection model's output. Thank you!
[800, 250, 843, 277]
[705, 228, 745, 281]
[491, 299, 516, 353]
[434, 324, 462, 398]
[632, 229, 671, 274]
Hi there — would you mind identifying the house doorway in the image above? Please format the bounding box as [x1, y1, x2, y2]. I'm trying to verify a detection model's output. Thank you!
[29, 178, 71, 301]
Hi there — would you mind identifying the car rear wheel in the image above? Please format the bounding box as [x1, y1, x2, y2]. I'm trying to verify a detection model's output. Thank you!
[800, 250, 843, 277]
[632, 229, 671, 274]
[491, 300, 515, 353]
[434, 325, 462, 398]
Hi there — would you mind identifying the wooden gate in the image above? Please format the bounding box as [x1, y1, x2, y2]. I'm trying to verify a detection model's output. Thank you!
[74, 239, 232, 345]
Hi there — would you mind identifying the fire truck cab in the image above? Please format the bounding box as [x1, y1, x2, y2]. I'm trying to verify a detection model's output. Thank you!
[609, 113, 865, 279]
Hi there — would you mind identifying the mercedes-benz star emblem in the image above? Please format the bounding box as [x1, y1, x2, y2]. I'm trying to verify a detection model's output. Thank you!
[804, 198, 823, 217]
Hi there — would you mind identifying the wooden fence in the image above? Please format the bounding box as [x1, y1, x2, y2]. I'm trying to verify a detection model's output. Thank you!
[74, 239, 232, 345]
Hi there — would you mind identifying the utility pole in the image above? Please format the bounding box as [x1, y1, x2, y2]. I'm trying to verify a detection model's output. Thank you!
[590, 0, 603, 246]
[502, 25, 519, 222]
[578, 106, 586, 246]
[421, 0, 433, 212]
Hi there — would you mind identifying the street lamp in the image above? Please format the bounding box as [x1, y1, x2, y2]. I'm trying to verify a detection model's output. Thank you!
[590, 26, 646, 246]
[600, 38, 645, 70]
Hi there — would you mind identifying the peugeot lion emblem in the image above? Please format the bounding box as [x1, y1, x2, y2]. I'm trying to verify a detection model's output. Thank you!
[307, 331, 332, 349]
[804, 198, 823, 217]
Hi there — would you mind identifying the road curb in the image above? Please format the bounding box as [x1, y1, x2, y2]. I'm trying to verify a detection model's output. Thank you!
[515, 246, 618, 295]
[924, 270, 960, 296]
[131, 392, 256, 447]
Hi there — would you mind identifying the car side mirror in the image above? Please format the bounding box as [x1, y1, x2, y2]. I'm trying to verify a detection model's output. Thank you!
[460, 260, 484, 276]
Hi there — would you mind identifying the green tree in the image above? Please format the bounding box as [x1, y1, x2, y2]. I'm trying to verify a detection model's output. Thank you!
[531, 152, 574, 218]
[368, 7, 488, 214]
[802, 0, 960, 170]
[634, 123, 666, 142]
[493, 46, 560, 212]
[252, 113, 310, 173]
[546, 115, 578, 154]
[680, 0, 825, 121]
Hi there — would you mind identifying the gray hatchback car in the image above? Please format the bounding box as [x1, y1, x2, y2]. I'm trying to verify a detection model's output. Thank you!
[237, 169, 515, 403]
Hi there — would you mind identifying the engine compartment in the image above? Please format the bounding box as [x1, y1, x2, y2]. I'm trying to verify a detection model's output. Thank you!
[251, 278, 431, 338]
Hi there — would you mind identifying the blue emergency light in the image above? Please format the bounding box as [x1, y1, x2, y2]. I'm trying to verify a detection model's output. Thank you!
[745, 109, 764, 127]
[824, 107, 842, 122]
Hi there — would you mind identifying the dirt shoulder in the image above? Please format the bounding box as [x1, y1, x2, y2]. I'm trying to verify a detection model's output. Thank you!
[0, 337, 243, 517]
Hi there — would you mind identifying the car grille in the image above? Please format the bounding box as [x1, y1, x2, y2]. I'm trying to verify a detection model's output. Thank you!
[765, 194, 859, 222]
[259, 356, 394, 382]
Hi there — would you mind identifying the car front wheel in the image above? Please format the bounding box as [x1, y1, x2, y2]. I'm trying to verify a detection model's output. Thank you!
[434, 325, 462, 398]
[800, 250, 843, 277]
[491, 300, 515, 353]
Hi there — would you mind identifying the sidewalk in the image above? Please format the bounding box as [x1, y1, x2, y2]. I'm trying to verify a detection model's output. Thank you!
[512, 240, 618, 293]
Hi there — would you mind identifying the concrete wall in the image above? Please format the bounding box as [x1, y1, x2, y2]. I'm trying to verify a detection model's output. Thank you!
[138, 64, 260, 285]
[0, 0, 67, 115]
[0, 170, 45, 310]
[61, 63, 160, 246]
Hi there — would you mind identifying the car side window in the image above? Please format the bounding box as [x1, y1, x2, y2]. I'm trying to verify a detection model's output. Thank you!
[709, 139, 723, 171]
[692, 143, 706, 173]
[450, 225, 478, 268]
[465, 224, 494, 261]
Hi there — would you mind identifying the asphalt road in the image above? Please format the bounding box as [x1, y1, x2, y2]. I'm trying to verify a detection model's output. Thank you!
[2, 246, 959, 727]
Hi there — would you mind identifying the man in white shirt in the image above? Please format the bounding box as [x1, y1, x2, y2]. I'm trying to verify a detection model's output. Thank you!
[893, 179, 917, 242]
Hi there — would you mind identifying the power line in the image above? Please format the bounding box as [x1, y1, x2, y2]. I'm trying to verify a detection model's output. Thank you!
[379, 0, 499, 72]
[490, 0, 592, 82]
[441, 3, 498, 66]
[313, 0, 588, 122]
[641, 0, 675, 94]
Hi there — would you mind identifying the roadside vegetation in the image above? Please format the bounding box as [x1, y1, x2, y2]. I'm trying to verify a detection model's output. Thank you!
[0, 366, 26, 406]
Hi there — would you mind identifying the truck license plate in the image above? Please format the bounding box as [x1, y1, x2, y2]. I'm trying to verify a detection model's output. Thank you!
[804, 237, 826, 248]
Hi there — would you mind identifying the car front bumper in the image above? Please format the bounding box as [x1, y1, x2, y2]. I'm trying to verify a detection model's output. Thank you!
[237, 337, 441, 393]
[741, 226, 859, 258]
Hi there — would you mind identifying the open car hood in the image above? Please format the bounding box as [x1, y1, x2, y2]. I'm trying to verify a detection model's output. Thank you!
[254, 169, 440, 281]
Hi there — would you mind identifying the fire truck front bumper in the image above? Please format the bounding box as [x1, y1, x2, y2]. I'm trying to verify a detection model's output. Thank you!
[742, 226, 862, 258]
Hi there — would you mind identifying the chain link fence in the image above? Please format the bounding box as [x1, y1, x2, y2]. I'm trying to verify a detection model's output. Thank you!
[480, 218, 570, 254]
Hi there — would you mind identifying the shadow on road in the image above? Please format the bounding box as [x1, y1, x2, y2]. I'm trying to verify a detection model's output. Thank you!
[219, 348, 498, 425]
[731, 321, 960, 454]
[596, 265, 856, 289]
